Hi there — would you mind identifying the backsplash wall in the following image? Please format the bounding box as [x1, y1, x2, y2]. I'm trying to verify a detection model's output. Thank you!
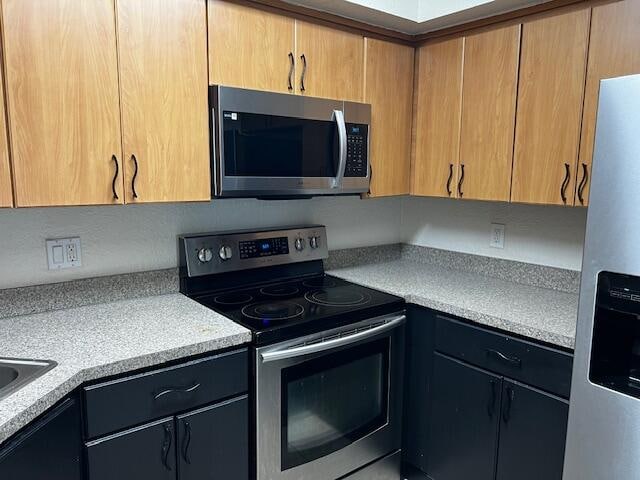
[0, 197, 402, 289]
[0, 195, 588, 290]
[402, 196, 588, 271]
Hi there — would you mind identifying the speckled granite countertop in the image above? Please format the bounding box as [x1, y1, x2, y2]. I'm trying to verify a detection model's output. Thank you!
[328, 260, 579, 350]
[0, 294, 251, 445]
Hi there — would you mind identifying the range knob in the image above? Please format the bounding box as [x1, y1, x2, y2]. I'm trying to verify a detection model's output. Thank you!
[219, 245, 233, 261]
[197, 248, 213, 263]
[309, 236, 320, 249]
[294, 237, 306, 252]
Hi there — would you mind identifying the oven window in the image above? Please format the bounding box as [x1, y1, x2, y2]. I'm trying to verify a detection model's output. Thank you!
[281, 338, 390, 470]
[223, 111, 339, 177]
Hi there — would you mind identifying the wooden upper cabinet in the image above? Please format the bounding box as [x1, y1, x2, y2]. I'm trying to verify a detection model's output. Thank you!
[578, 0, 640, 206]
[295, 21, 364, 101]
[458, 25, 520, 202]
[208, 0, 295, 93]
[2, 0, 123, 207]
[364, 38, 414, 197]
[0, 46, 12, 208]
[412, 38, 464, 198]
[511, 9, 590, 206]
[117, 0, 210, 203]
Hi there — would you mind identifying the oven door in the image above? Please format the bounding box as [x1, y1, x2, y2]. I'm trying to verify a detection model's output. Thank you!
[211, 85, 370, 197]
[256, 313, 405, 480]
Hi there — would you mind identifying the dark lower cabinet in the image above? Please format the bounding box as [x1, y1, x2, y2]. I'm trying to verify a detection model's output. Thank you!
[403, 307, 572, 480]
[427, 353, 500, 480]
[176, 396, 248, 480]
[0, 395, 82, 480]
[86, 395, 248, 480]
[495, 380, 569, 480]
[86, 418, 176, 480]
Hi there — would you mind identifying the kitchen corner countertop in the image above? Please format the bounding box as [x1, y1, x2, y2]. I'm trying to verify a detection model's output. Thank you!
[0, 294, 251, 445]
[328, 260, 579, 350]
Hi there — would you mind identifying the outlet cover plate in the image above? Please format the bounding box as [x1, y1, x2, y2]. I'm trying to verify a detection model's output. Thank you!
[490, 224, 505, 249]
[46, 237, 82, 270]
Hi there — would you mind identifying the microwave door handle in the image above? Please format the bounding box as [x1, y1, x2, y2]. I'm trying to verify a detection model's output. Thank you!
[331, 109, 348, 189]
[260, 315, 406, 363]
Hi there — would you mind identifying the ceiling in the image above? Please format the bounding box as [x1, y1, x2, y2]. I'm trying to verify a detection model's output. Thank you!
[283, 0, 555, 33]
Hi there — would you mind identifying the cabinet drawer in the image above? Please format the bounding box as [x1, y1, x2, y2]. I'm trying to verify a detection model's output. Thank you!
[84, 348, 248, 438]
[434, 317, 572, 398]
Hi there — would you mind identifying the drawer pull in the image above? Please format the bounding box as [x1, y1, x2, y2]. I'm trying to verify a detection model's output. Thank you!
[486, 349, 522, 368]
[161, 424, 172, 471]
[154, 382, 201, 401]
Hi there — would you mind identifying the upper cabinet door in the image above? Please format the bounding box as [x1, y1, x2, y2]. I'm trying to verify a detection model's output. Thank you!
[458, 25, 520, 202]
[578, 0, 640, 206]
[511, 9, 590, 206]
[117, 0, 210, 203]
[295, 21, 364, 102]
[2, 0, 123, 207]
[412, 38, 464, 198]
[208, 1, 295, 93]
[364, 38, 414, 197]
[0, 41, 12, 208]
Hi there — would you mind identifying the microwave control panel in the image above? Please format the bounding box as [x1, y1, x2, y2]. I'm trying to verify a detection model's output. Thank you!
[345, 124, 369, 177]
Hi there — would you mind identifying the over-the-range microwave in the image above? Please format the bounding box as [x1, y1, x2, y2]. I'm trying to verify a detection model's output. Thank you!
[209, 85, 371, 198]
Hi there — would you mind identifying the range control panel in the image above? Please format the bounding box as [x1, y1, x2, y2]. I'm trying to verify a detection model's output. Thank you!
[180, 226, 328, 277]
[345, 124, 369, 178]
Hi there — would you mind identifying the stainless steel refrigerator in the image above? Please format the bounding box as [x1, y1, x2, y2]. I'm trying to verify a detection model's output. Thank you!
[564, 74, 640, 479]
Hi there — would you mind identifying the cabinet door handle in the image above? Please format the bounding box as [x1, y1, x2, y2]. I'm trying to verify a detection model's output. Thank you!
[182, 421, 192, 464]
[486, 348, 522, 368]
[111, 155, 119, 200]
[287, 52, 295, 91]
[154, 382, 201, 400]
[487, 379, 497, 418]
[560, 163, 570, 204]
[458, 164, 465, 197]
[577, 163, 589, 205]
[300, 54, 307, 92]
[161, 424, 172, 471]
[131, 154, 139, 199]
[446, 164, 453, 196]
[502, 386, 515, 424]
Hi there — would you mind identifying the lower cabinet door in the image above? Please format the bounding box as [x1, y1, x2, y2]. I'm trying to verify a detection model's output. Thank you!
[86, 417, 176, 480]
[496, 380, 569, 480]
[0, 396, 82, 480]
[176, 395, 248, 480]
[427, 353, 501, 480]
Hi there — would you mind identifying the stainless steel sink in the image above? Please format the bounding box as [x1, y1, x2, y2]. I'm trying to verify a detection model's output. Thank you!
[0, 358, 57, 400]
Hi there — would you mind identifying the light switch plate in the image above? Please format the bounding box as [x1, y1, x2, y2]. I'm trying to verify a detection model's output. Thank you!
[490, 224, 505, 249]
[46, 237, 82, 270]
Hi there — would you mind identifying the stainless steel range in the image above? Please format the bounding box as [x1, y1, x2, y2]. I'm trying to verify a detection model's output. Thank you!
[179, 226, 405, 480]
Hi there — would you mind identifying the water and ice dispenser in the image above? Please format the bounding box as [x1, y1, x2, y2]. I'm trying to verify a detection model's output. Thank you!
[590, 271, 640, 398]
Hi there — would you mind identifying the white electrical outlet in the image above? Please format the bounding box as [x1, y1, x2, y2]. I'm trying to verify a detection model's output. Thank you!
[46, 237, 82, 270]
[490, 224, 505, 249]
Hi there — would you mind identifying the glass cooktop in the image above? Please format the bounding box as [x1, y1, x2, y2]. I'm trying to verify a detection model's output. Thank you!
[193, 275, 405, 345]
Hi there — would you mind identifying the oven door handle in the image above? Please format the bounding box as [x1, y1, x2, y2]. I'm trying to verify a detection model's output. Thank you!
[331, 109, 348, 189]
[260, 315, 406, 363]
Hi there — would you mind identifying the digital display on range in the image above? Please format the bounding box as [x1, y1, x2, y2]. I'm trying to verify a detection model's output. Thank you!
[239, 237, 289, 259]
